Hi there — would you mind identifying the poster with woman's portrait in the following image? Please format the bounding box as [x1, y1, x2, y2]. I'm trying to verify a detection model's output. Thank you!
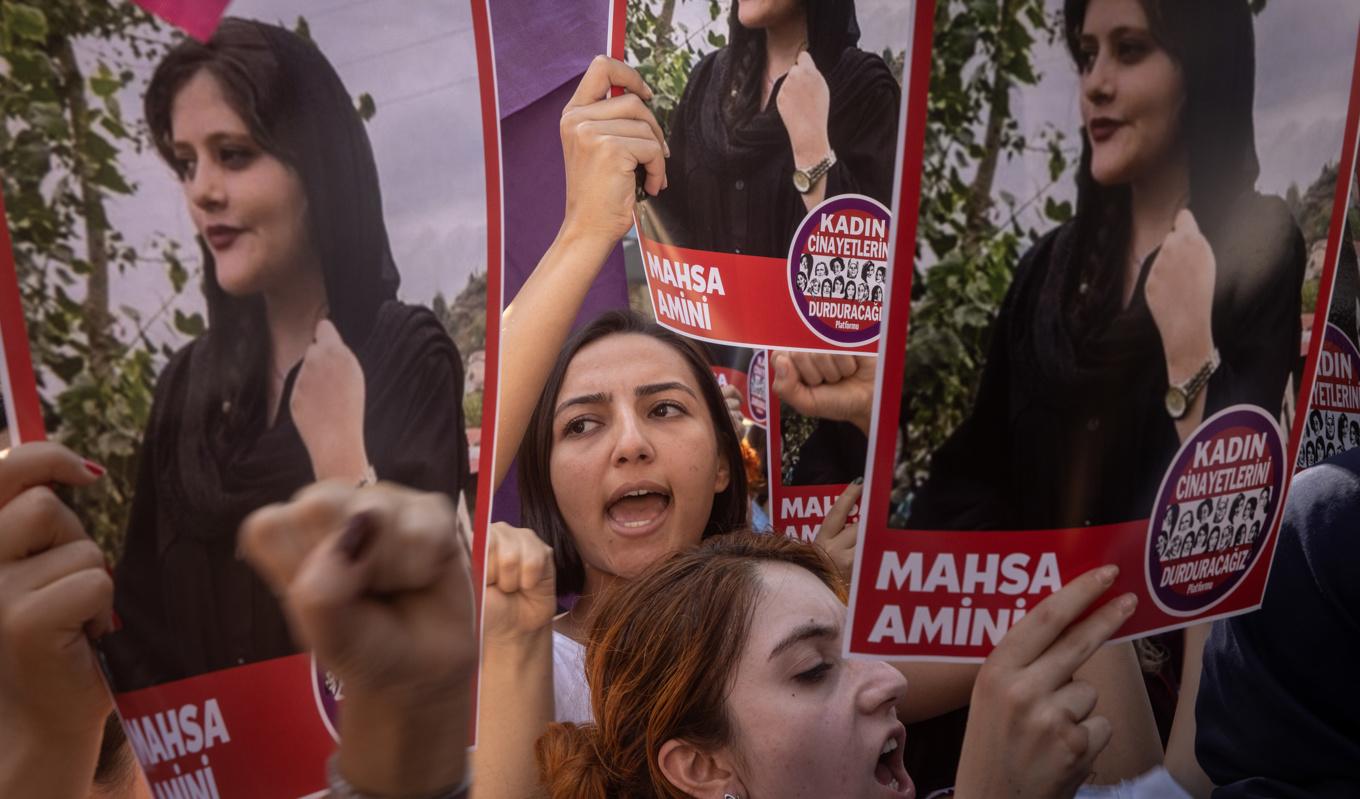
[617, 0, 906, 353]
[1296, 179, 1360, 470]
[0, 2, 494, 793]
[846, 0, 1360, 660]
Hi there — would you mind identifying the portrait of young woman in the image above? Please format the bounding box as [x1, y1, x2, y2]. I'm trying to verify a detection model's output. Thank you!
[904, 0, 1320, 532]
[96, 16, 472, 690]
[635, 0, 901, 258]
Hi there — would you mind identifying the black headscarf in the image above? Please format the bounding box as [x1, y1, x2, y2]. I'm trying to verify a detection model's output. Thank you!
[699, 0, 888, 169]
[1028, 0, 1261, 410]
[105, 19, 467, 688]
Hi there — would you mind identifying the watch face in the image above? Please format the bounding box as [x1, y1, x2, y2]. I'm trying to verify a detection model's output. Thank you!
[1165, 387, 1187, 419]
[793, 171, 811, 193]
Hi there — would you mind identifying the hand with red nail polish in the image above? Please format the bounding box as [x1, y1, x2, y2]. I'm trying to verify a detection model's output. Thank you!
[954, 566, 1139, 799]
[0, 442, 114, 798]
[239, 481, 475, 797]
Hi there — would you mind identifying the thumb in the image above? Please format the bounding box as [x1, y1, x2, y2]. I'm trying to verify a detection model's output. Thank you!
[772, 352, 816, 413]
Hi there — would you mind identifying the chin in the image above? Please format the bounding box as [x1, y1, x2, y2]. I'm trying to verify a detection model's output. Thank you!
[1087, 158, 1133, 188]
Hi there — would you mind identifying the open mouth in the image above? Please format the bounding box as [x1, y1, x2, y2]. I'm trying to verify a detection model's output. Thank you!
[873, 726, 915, 798]
[605, 483, 672, 534]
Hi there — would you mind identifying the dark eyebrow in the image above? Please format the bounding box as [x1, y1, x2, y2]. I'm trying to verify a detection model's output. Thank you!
[636, 382, 698, 400]
[768, 622, 839, 661]
[171, 131, 254, 150]
[554, 392, 609, 418]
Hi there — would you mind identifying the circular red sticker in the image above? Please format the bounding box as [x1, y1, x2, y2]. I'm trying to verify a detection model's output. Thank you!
[1145, 405, 1283, 616]
[787, 194, 890, 347]
[1297, 323, 1360, 469]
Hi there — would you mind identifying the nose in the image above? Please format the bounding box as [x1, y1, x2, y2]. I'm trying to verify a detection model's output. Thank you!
[1082, 51, 1115, 107]
[610, 407, 656, 466]
[853, 659, 907, 717]
[187, 159, 226, 211]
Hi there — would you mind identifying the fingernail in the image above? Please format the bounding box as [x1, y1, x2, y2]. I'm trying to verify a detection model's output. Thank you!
[852, 476, 864, 485]
[1118, 594, 1138, 614]
[84, 459, 106, 477]
[1098, 564, 1119, 584]
[337, 512, 377, 562]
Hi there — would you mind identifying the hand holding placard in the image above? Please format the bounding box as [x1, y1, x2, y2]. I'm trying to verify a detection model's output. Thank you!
[953, 566, 1137, 799]
[560, 56, 668, 248]
[813, 478, 862, 583]
[0, 443, 109, 797]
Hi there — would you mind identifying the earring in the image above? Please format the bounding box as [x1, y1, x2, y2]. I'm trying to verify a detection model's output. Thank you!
[724, 794, 740, 799]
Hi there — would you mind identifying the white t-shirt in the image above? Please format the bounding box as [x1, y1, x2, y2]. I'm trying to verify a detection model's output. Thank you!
[552, 630, 593, 724]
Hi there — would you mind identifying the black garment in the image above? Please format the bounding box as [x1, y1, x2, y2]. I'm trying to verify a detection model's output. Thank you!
[639, 23, 899, 257]
[1196, 448, 1360, 798]
[909, 193, 1305, 530]
[101, 301, 467, 689]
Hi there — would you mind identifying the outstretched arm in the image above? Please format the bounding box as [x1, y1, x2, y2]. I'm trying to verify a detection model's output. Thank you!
[494, 56, 667, 489]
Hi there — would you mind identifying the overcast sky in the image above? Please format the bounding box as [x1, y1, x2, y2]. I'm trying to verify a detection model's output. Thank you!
[87, 0, 485, 350]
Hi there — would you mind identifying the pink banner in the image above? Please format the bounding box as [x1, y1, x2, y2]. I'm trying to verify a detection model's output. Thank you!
[131, 0, 232, 41]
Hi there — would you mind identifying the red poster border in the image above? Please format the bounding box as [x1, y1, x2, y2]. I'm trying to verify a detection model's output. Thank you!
[469, 0, 506, 742]
[848, 4, 1360, 660]
[0, 191, 48, 445]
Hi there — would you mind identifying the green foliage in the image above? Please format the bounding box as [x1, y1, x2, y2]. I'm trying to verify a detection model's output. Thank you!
[625, 0, 726, 137]
[893, 0, 1068, 519]
[462, 389, 483, 428]
[1, 1, 183, 557]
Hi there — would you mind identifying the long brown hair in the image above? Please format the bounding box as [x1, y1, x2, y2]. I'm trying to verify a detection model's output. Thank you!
[536, 533, 844, 798]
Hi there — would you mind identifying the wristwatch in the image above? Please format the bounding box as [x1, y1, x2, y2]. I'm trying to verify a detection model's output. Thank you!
[1164, 349, 1220, 420]
[792, 151, 837, 193]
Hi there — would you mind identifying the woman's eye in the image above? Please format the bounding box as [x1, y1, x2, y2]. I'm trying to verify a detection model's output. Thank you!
[219, 147, 255, 168]
[173, 156, 197, 180]
[650, 400, 686, 418]
[1116, 39, 1149, 63]
[563, 417, 600, 437]
[794, 662, 832, 684]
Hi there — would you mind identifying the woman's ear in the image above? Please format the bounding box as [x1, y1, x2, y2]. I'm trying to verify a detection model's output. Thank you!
[657, 739, 742, 799]
[713, 454, 731, 494]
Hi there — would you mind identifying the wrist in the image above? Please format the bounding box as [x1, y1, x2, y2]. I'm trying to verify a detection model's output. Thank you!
[483, 621, 553, 661]
[0, 718, 106, 796]
[1166, 337, 1216, 384]
[338, 683, 472, 796]
[792, 137, 832, 170]
[313, 444, 370, 484]
[554, 217, 625, 262]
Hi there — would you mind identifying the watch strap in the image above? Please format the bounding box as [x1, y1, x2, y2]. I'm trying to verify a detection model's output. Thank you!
[1175, 349, 1221, 407]
[794, 151, 837, 192]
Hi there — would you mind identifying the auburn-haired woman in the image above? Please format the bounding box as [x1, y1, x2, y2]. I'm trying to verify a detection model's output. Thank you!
[535, 532, 1189, 799]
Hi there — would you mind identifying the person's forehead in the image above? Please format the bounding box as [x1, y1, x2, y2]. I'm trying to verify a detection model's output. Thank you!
[746, 562, 845, 650]
[1082, 0, 1149, 34]
[171, 71, 249, 137]
[560, 333, 701, 396]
